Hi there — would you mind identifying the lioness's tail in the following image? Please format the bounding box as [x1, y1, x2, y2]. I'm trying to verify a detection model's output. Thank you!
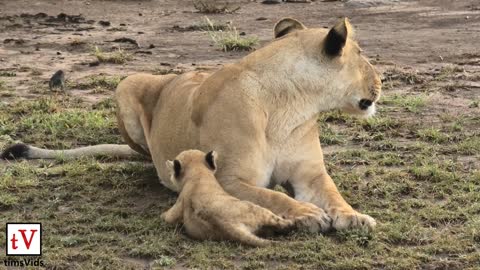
[1, 143, 141, 160]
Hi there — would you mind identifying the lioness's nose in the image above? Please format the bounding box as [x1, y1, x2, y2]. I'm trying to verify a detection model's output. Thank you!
[359, 99, 373, 110]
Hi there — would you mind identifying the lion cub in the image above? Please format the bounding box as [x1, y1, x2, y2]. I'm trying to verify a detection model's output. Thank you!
[161, 150, 295, 246]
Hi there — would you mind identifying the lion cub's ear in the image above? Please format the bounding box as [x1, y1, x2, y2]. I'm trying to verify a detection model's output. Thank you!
[324, 17, 352, 57]
[205, 151, 217, 171]
[166, 159, 182, 178]
[274, 18, 306, 38]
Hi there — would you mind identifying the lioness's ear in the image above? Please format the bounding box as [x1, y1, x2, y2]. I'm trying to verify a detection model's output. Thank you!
[324, 17, 351, 56]
[165, 160, 182, 178]
[274, 18, 306, 38]
[205, 151, 217, 171]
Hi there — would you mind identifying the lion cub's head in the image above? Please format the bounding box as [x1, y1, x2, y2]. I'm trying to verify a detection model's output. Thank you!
[271, 17, 382, 117]
[165, 150, 217, 191]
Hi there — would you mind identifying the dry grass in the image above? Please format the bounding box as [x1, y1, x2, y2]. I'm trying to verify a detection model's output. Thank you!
[93, 46, 132, 64]
[192, 0, 240, 14]
[205, 18, 258, 51]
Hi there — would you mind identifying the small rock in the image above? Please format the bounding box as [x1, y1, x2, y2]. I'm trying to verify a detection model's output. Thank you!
[256, 17, 268, 21]
[262, 0, 282, 4]
[239, 32, 246, 36]
[56, 51, 61, 55]
[98, 20, 111, 27]
[89, 60, 100, 67]
[34, 12, 48, 18]
[4, 38, 26, 45]
[112, 37, 139, 47]
[134, 50, 152, 55]
[344, 0, 400, 8]
[148, 44, 155, 49]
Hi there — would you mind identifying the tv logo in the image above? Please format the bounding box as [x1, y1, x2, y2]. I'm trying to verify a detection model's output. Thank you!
[6, 223, 42, 256]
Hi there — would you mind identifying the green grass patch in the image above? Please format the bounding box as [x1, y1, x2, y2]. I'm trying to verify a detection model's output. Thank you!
[383, 68, 424, 85]
[93, 46, 132, 64]
[0, 97, 119, 147]
[151, 67, 184, 75]
[382, 94, 427, 113]
[17, 110, 118, 145]
[193, 0, 240, 14]
[435, 65, 465, 81]
[173, 18, 227, 32]
[469, 100, 479, 108]
[318, 110, 355, 124]
[206, 18, 258, 51]
[456, 137, 480, 155]
[417, 128, 450, 144]
[0, 71, 16, 77]
[0, 79, 13, 97]
[410, 164, 458, 183]
[318, 123, 345, 145]
[362, 116, 401, 132]
[71, 75, 123, 92]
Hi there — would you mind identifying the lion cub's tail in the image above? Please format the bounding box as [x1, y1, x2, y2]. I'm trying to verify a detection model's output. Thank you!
[1, 143, 142, 160]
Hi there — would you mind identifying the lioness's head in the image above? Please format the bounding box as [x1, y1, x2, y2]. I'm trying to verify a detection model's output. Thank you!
[165, 150, 217, 191]
[271, 17, 382, 117]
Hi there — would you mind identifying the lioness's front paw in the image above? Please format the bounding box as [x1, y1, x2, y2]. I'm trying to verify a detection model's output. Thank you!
[329, 208, 376, 230]
[285, 202, 332, 233]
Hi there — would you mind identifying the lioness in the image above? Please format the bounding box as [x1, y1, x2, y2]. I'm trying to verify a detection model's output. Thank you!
[162, 149, 295, 246]
[2, 18, 381, 232]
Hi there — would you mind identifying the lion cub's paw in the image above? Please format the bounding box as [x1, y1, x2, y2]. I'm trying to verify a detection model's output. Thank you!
[161, 211, 176, 224]
[329, 208, 376, 231]
[277, 216, 296, 230]
[160, 212, 168, 222]
[285, 202, 332, 233]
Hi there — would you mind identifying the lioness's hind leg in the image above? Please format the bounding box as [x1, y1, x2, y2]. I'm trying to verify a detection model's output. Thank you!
[117, 108, 150, 156]
[115, 73, 177, 156]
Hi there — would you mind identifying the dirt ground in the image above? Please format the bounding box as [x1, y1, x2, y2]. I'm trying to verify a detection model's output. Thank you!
[0, 0, 479, 269]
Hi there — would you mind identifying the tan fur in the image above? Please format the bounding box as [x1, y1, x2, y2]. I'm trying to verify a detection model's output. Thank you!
[17, 17, 380, 232]
[116, 18, 381, 232]
[161, 150, 294, 246]
[115, 73, 179, 156]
